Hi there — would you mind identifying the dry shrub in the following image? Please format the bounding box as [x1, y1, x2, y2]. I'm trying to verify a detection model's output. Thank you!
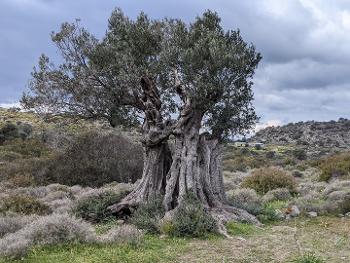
[99, 225, 143, 246]
[317, 152, 350, 181]
[241, 167, 296, 194]
[39, 131, 143, 187]
[0, 195, 51, 215]
[227, 188, 262, 215]
[0, 215, 37, 238]
[7, 174, 35, 187]
[262, 188, 292, 203]
[0, 213, 96, 259]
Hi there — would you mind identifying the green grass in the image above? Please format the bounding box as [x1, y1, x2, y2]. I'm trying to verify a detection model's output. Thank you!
[0, 236, 188, 263]
[226, 222, 260, 236]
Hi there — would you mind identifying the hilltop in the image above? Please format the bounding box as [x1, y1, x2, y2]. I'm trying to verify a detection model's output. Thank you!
[251, 118, 350, 150]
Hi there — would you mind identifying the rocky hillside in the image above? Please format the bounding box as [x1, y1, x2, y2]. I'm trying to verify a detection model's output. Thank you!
[251, 118, 350, 149]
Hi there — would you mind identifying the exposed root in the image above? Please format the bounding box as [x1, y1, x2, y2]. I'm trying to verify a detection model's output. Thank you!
[210, 205, 261, 238]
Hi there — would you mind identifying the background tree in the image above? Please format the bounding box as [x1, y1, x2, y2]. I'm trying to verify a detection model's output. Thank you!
[22, 8, 261, 229]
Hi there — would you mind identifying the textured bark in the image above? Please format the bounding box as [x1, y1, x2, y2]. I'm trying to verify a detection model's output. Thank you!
[108, 142, 171, 216]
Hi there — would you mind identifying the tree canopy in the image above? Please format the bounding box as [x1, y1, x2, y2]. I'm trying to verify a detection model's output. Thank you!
[22, 9, 261, 140]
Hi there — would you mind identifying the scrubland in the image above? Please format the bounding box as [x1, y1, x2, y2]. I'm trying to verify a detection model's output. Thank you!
[0, 108, 349, 262]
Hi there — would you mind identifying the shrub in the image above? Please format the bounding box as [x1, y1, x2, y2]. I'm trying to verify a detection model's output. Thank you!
[0, 195, 51, 215]
[3, 138, 49, 158]
[0, 215, 37, 238]
[293, 149, 307, 160]
[257, 200, 287, 223]
[162, 193, 217, 238]
[7, 174, 35, 187]
[227, 188, 262, 215]
[339, 195, 350, 215]
[130, 198, 164, 234]
[318, 152, 350, 181]
[73, 190, 128, 223]
[99, 225, 143, 247]
[291, 253, 325, 263]
[241, 167, 296, 194]
[262, 188, 292, 203]
[40, 131, 143, 186]
[0, 213, 96, 259]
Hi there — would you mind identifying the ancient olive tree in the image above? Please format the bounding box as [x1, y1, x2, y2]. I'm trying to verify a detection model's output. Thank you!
[22, 9, 261, 228]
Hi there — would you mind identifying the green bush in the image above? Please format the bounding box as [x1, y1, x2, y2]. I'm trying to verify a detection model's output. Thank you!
[241, 167, 296, 194]
[130, 199, 164, 234]
[257, 200, 287, 223]
[317, 152, 350, 181]
[0, 195, 51, 215]
[0, 122, 32, 144]
[162, 193, 217, 238]
[291, 253, 325, 263]
[292, 149, 307, 161]
[73, 190, 128, 223]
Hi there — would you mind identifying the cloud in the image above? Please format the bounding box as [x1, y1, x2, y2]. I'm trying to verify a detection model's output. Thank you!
[1, 0, 350, 125]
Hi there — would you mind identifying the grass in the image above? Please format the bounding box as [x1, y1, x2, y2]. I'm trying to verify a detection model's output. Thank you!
[226, 222, 260, 236]
[0, 235, 188, 263]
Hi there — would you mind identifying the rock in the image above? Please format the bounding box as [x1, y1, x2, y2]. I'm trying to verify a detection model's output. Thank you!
[307, 212, 317, 218]
[345, 212, 350, 218]
[116, 219, 125, 225]
[287, 205, 300, 217]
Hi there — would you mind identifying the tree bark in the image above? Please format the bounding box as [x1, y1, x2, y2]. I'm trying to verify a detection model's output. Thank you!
[108, 142, 171, 216]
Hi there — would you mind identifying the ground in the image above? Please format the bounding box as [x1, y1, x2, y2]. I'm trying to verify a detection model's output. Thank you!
[1, 217, 348, 263]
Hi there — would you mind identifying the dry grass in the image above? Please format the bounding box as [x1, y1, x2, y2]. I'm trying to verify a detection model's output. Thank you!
[178, 217, 350, 263]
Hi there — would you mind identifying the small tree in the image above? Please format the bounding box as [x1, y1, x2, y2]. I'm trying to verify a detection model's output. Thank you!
[22, 9, 261, 229]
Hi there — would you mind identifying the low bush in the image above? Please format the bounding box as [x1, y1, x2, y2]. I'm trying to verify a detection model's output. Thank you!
[317, 152, 350, 181]
[99, 225, 143, 247]
[162, 193, 217, 238]
[241, 167, 296, 194]
[257, 201, 287, 223]
[0, 195, 51, 215]
[0, 213, 96, 259]
[0, 215, 37, 238]
[262, 188, 292, 203]
[2, 138, 49, 158]
[227, 188, 262, 215]
[130, 198, 164, 234]
[7, 174, 35, 187]
[339, 195, 350, 215]
[73, 190, 128, 223]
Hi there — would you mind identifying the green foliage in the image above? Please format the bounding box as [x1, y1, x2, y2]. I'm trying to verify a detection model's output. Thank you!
[227, 188, 262, 215]
[73, 191, 128, 223]
[0, 195, 51, 215]
[162, 193, 217, 238]
[241, 167, 296, 194]
[257, 201, 287, 223]
[317, 152, 350, 181]
[0, 122, 32, 144]
[292, 149, 307, 161]
[226, 222, 257, 236]
[291, 253, 325, 263]
[130, 199, 165, 234]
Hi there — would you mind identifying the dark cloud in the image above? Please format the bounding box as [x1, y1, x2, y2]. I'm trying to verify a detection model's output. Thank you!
[1, 0, 350, 126]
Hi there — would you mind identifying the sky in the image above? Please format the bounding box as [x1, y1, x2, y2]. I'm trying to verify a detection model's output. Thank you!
[1, 0, 350, 127]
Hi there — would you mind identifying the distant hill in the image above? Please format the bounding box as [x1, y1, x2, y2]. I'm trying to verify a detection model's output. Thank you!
[251, 118, 350, 149]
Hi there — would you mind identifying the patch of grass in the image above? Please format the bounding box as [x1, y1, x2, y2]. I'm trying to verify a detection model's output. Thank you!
[290, 253, 325, 263]
[226, 222, 259, 236]
[0, 235, 188, 263]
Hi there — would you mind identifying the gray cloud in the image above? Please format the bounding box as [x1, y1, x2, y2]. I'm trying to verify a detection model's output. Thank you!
[1, 0, 350, 125]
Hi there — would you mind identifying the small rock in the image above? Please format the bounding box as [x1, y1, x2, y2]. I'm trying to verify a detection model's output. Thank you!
[307, 211, 317, 218]
[116, 219, 125, 225]
[345, 212, 350, 217]
[287, 205, 300, 217]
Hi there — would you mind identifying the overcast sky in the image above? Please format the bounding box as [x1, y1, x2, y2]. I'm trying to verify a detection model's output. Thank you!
[1, 0, 350, 127]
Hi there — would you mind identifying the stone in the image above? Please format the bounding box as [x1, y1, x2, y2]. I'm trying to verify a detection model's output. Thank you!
[288, 205, 300, 217]
[307, 211, 317, 218]
[116, 219, 125, 225]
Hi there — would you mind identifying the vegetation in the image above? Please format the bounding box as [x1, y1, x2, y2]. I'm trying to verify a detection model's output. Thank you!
[316, 152, 350, 181]
[241, 167, 296, 194]
[162, 193, 217, 238]
[0, 195, 51, 216]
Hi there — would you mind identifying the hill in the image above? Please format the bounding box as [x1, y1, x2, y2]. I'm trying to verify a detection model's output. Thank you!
[251, 118, 350, 150]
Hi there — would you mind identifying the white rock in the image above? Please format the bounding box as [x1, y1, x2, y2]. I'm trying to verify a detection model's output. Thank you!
[307, 212, 317, 218]
[289, 205, 300, 217]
